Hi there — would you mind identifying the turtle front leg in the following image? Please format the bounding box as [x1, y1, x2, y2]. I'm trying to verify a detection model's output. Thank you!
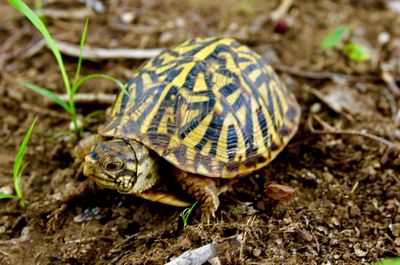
[174, 168, 220, 223]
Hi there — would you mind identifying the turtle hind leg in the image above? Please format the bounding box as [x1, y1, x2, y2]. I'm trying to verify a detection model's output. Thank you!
[174, 168, 220, 224]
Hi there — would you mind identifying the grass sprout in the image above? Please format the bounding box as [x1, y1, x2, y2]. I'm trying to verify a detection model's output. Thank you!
[7, 0, 127, 138]
[375, 257, 400, 265]
[320, 25, 371, 63]
[180, 201, 197, 229]
[0, 118, 37, 209]
[321, 26, 349, 50]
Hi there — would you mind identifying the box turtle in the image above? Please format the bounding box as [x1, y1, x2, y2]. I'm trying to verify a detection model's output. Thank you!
[75, 37, 300, 222]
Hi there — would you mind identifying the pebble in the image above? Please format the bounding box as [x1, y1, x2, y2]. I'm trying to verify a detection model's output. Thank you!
[390, 223, 400, 237]
[73, 207, 102, 223]
[310, 103, 322, 113]
[0, 186, 13, 195]
[394, 238, 400, 246]
[331, 217, 340, 226]
[378, 32, 390, 44]
[252, 248, 262, 257]
[330, 239, 339, 246]
[353, 243, 368, 257]
[322, 172, 334, 183]
[349, 205, 362, 218]
[297, 229, 313, 242]
[120, 12, 135, 24]
[159, 31, 175, 44]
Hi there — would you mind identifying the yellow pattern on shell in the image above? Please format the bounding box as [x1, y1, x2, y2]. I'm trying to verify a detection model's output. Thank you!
[102, 37, 301, 178]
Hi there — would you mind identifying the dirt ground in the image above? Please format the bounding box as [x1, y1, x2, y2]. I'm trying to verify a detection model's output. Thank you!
[1, 0, 400, 264]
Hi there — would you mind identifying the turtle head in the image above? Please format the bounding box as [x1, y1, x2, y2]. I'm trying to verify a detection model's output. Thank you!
[83, 138, 160, 194]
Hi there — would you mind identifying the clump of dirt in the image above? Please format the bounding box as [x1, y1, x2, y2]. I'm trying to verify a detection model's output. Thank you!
[1, 0, 400, 264]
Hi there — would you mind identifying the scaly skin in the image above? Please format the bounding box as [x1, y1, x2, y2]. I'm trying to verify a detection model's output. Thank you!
[75, 136, 193, 208]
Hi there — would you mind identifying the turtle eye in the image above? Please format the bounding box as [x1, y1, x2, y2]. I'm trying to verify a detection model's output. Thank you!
[104, 161, 123, 172]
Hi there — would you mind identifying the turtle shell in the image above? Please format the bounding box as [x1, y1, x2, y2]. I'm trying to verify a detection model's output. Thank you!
[101, 37, 300, 178]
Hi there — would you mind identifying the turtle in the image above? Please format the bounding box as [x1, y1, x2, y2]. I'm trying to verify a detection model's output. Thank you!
[75, 37, 301, 222]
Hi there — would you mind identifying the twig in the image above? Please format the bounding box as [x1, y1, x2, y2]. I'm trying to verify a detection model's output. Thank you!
[270, 0, 294, 21]
[273, 64, 400, 83]
[380, 63, 400, 97]
[45, 93, 116, 105]
[54, 40, 163, 60]
[166, 235, 243, 265]
[308, 115, 396, 149]
[41, 8, 93, 19]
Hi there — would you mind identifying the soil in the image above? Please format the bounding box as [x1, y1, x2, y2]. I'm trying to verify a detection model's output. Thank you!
[1, 0, 400, 264]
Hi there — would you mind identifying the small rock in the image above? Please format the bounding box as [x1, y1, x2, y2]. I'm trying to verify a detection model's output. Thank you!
[265, 183, 295, 201]
[0, 186, 13, 195]
[322, 172, 334, 183]
[378, 32, 390, 44]
[175, 17, 186, 28]
[310, 103, 322, 114]
[330, 239, 339, 246]
[120, 12, 135, 24]
[390, 223, 400, 237]
[252, 248, 262, 257]
[394, 237, 400, 246]
[256, 201, 265, 211]
[387, 0, 400, 13]
[333, 254, 340, 260]
[297, 229, 313, 242]
[349, 205, 362, 217]
[302, 171, 317, 181]
[331, 217, 340, 226]
[159, 31, 175, 44]
[353, 243, 368, 257]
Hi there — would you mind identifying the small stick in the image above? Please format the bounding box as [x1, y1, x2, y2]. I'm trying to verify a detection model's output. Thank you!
[272, 64, 395, 82]
[309, 115, 395, 149]
[54, 40, 163, 60]
[41, 8, 93, 19]
[45, 93, 116, 105]
[166, 235, 242, 265]
[270, 0, 294, 21]
[380, 63, 400, 97]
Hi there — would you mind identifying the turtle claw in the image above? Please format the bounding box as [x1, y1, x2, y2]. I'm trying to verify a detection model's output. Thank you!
[200, 208, 216, 224]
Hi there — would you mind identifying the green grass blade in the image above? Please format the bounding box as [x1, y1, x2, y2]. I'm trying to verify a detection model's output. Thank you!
[344, 42, 371, 63]
[7, 0, 71, 94]
[13, 117, 37, 208]
[76, 74, 129, 96]
[73, 18, 90, 92]
[0, 194, 17, 200]
[375, 257, 400, 265]
[321, 26, 349, 50]
[23, 82, 71, 113]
